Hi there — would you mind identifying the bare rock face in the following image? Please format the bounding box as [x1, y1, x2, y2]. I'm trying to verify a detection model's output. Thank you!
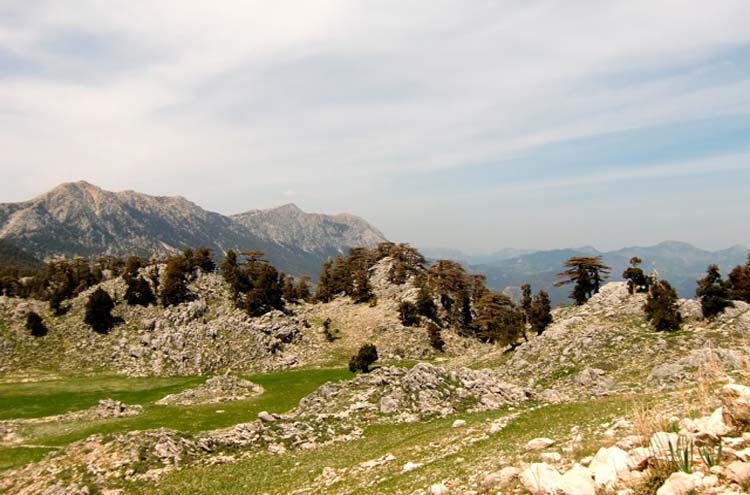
[155, 376, 263, 406]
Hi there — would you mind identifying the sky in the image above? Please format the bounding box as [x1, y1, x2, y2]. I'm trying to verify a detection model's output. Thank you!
[1, 1, 749, 253]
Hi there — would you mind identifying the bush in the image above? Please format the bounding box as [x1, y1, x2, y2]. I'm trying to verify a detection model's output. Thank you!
[427, 322, 445, 352]
[25, 311, 47, 337]
[349, 343, 378, 373]
[160, 255, 190, 307]
[322, 318, 338, 342]
[124, 276, 156, 306]
[398, 301, 420, 326]
[644, 280, 682, 331]
[84, 287, 115, 334]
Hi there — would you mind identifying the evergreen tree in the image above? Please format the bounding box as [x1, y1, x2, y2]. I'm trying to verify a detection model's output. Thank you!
[242, 262, 285, 317]
[192, 247, 216, 273]
[427, 322, 445, 352]
[348, 343, 379, 373]
[398, 301, 421, 326]
[727, 254, 750, 303]
[295, 276, 312, 302]
[26, 311, 47, 337]
[160, 255, 190, 307]
[415, 285, 438, 321]
[696, 265, 733, 319]
[84, 287, 115, 334]
[555, 256, 610, 305]
[282, 275, 297, 303]
[520, 284, 532, 324]
[124, 276, 156, 306]
[474, 292, 523, 346]
[315, 260, 335, 302]
[351, 269, 373, 303]
[220, 250, 248, 303]
[644, 279, 682, 331]
[529, 290, 553, 335]
[623, 257, 649, 294]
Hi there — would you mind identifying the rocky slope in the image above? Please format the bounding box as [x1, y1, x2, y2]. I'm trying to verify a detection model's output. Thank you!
[0, 181, 386, 277]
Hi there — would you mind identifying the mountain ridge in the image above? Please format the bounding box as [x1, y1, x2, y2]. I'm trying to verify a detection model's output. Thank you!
[0, 181, 387, 278]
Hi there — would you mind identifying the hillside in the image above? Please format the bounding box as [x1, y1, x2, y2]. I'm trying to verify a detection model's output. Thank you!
[0, 181, 387, 278]
[1, 263, 749, 493]
[0, 239, 42, 274]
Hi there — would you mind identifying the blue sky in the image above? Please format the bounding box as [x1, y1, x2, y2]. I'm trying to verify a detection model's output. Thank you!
[0, 1, 749, 252]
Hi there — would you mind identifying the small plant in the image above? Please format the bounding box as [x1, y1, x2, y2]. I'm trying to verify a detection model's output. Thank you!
[322, 318, 338, 342]
[666, 436, 694, 474]
[698, 440, 722, 468]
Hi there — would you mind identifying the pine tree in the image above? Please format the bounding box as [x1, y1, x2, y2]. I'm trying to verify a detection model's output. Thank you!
[351, 269, 373, 303]
[192, 247, 216, 273]
[84, 287, 115, 334]
[282, 275, 297, 303]
[315, 260, 335, 302]
[555, 256, 610, 305]
[348, 343, 379, 373]
[696, 265, 733, 319]
[295, 276, 311, 302]
[623, 257, 649, 294]
[727, 253, 750, 303]
[644, 280, 682, 331]
[427, 322, 445, 352]
[520, 284, 532, 323]
[529, 290, 552, 335]
[415, 285, 438, 321]
[124, 276, 156, 306]
[160, 255, 190, 307]
[398, 301, 421, 326]
[474, 292, 523, 346]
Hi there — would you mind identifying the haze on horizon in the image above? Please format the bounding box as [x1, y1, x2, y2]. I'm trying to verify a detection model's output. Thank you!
[1, 1, 749, 252]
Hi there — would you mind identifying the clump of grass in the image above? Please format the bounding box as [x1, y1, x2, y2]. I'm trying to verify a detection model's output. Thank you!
[698, 440, 722, 469]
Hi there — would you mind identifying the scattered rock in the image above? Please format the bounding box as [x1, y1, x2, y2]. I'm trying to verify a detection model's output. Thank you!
[519, 463, 561, 495]
[526, 437, 555, 451]
[429, 482, 449, 495]
[558, 464, 595, 495]
[452, 419, 466, 428]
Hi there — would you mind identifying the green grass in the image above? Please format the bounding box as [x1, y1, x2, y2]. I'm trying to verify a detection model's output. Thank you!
[133, 395, 641, 495]
[0, 368, 351, 472]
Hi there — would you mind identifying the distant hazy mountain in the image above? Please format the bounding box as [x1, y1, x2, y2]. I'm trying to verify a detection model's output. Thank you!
[0, 181, 387, 278]
[420, 247, 537, 265]
[474, 241, 749, 305]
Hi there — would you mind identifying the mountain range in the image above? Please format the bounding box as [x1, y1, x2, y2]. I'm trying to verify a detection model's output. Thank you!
[467, 241, 749, 304]
[0, 181, 387, 278]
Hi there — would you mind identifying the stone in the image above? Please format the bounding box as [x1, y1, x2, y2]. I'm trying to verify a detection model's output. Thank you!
[482, 466, 520, 488]
[589, 447, 632, 489]
[402, 461, 422, 473]
[257, 411, 276, 422]
[526, 437, 555, 451]
[726, 461, 750, 484]
[540, 452, 562, 463]
[429, 483, 449, 495]
[681, 407, 730, 440]
[722, 384, 750, 430]
[656, 472, 700, 495]
[519, 463, 561, 495]
[557, 464, 595, 495]
[452, 419, 466, 428]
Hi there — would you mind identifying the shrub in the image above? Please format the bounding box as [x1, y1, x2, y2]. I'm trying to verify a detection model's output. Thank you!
[84, 287, 115, 334]
[160, 255, 190, 307]
[644, 280, 682, 331]
[349, 343, 378, 373]
[25, 311, 47, 337]
[398, 301, 420, 326]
